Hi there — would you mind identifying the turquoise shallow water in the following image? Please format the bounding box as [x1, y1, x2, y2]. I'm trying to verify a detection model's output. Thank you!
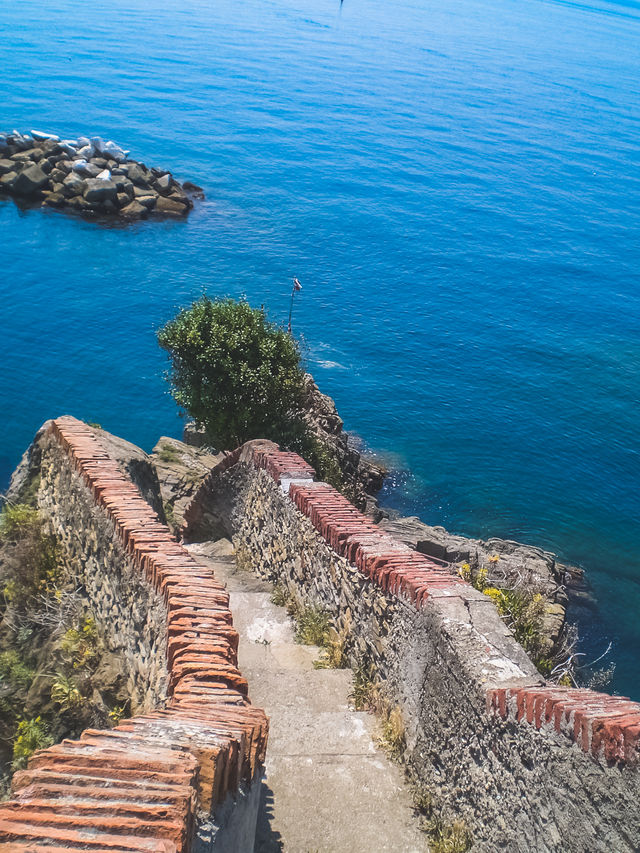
[1, 0, 639, 696]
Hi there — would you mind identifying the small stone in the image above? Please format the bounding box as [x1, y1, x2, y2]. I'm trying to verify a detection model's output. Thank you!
[116, 192, 130, 208]
[50, 168, 66, 183]
[0, 159, 15, 175]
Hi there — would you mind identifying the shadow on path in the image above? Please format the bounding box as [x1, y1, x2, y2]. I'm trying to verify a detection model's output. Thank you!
[254, 780, 284, 852]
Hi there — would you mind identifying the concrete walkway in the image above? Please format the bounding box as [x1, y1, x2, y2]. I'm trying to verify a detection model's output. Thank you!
[186, 540, 427, 853]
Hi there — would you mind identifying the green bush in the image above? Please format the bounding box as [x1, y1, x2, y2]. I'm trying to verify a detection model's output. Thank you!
[0, 504, 40, 540]
[0, 504, 62, 610]
[158, 297, 306, 448]
[50, 673, 82, 711]
[60, 616, 99, 670]
[292, 605, 330, 647]
[12, 717, 53, 770]
[0, 651, 35, 689]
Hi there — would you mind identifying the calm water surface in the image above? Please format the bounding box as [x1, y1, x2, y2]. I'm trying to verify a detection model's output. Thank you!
[1, 0, 639, 696]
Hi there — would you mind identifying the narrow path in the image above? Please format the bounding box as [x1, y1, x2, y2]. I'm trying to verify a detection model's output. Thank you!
[186, 540, 427, 853]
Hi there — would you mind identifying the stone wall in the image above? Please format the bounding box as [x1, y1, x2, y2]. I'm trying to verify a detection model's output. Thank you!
[183, 441, 640, 853]
[0, 418, 268, 853]
[37, 430, 168, 711]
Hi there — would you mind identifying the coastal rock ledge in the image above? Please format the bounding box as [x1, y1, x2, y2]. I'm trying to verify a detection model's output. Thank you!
[0, 129, 203, 221]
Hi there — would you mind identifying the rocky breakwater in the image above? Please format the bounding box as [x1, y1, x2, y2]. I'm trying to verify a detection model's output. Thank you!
[0, 129, 203, 220]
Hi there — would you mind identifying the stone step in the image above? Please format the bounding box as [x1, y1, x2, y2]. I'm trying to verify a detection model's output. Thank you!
[186, 542, 428, 853]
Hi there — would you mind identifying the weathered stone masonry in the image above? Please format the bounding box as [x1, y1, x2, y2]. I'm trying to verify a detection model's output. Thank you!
[184, 440, 640, 853]
[0, 418, 268, 853]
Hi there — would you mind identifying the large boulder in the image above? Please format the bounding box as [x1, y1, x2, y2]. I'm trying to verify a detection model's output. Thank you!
[154, 195, 188, 216]
[99, 140, 127, 162]
[155, 173, 172, 192]
[62, 173, 86, 197]
[127, 163, 151, 187]
[119, 199, 147, 219]
[83, 178, 118, 203]
[72, 160, 101, 178]
[151, 437, 223, 533]
[11, 163, 49, 196]
[0, 171, 18, 189]
[30, 130, 59, 142]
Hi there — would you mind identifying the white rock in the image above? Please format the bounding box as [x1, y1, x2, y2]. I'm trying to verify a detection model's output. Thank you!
[90, 136, 105, 153]
[96, 169, 111, 181]
[102, 140, 126, 162]
[77, 136, 90, 147]
[58, 142, 78, 157]
[72, 159, 89, 173]
[77, 144, 94, 159]
[30, 130, 60, 142]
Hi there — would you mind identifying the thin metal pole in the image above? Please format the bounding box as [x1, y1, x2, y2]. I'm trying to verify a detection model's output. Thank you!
[287, 281, 295, 334]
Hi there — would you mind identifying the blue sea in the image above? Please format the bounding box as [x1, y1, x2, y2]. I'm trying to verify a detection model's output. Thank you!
[1, 0, 638, 698]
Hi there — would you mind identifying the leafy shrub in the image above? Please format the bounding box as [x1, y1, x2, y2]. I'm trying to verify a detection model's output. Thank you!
[349, 663, 379, 711]
[270, 584, 290, 608]
[458, 561, 550, 674]
[158, 297, 306, 448]
[108, 705, 127, 726]
[0, 504, 63, 609]
[12, 717, 53, 769]
[313, 615, 351, 670]
[482, 587, 546, 658]
[50, 673, 82, 710]
[292, 606, 330, 647]
[159, 443, 180, 463]
[0, 651, 35, 689]
[60, 616, 99, 669]
[377, 704, 406, 760]
[0, 505, 41, 540]
[425, 816, 473, 853]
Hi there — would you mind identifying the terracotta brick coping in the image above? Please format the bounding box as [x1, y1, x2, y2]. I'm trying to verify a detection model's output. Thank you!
[183, 439, 640, 767]
[0, 417, 268, 852]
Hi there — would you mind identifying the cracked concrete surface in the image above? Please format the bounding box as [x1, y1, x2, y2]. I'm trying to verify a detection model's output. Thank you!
[186, 540, 427, 853]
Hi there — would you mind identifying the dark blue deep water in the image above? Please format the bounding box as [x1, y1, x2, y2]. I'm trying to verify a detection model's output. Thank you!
[1, 0, 639, 697]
